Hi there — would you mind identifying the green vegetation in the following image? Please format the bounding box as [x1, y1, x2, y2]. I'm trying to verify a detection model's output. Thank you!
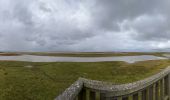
[0, 60, 170, 100]
[0, 53, 20, 56]
[19, 52, 168, 57]
[0, 52, 169, 57]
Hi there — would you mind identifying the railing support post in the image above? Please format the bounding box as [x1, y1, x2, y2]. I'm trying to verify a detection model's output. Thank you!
[149, 86, 153, 100]
[168, 74, 170, 98]
[160, 79, 164, 100]
[155, 83, 159, 100]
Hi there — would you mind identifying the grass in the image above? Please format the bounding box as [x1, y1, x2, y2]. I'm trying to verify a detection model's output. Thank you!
[0, 53, 20, 56]
[0, 60, 170, 100]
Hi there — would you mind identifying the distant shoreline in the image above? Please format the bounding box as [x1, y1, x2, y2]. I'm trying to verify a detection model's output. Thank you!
[0, 52, 169, 57]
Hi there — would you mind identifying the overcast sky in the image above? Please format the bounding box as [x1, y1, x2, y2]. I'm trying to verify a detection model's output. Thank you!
[0, 0, 170, 52]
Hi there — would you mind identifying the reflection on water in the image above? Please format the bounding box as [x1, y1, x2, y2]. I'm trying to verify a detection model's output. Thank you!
[0, 55, 167, 63]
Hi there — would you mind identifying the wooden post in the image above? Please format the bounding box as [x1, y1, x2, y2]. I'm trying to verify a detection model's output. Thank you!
[160, 79, 165, 100]
[155, 82, 159, 100]
[168, 74, 170, 98]
[153, 84, 156, 100]
[164, 75, 169, 96]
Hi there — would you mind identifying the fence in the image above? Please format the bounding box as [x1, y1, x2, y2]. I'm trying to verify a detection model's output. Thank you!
[56, 66, 170, 100]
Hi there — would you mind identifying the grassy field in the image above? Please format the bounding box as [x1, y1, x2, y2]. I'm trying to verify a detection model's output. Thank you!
[0, 53, 20, 56]
[5, 52, 168, 57]
[0, 60, 170, 100]
[0, 52, 169, 57]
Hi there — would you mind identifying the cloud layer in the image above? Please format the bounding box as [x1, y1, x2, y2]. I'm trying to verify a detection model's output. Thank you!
[0, 0, 170, 52]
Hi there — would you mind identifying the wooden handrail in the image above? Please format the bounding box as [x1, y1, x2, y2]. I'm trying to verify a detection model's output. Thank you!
[55, 80, 83, 100]
[82, 66, 170, 96]
[55, 66, 170, 100]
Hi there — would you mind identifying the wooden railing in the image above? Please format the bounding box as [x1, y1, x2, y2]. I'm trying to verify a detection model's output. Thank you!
[56, 66, 170, 100]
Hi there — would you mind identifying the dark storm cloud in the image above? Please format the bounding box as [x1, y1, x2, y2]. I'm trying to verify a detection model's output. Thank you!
[121, 14, 170, 41]
[88, 0, 170, 42]
[88, 0, 160, 31]
[13, 2, 33, 26]
[0, 0, 170, 51]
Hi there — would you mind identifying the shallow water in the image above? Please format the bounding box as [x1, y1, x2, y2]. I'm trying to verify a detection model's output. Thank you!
[0, 55, 167, 63]
[162, 54, 170, 58]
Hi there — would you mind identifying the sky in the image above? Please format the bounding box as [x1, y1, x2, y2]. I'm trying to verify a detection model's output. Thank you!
[0, 0, 170, 52]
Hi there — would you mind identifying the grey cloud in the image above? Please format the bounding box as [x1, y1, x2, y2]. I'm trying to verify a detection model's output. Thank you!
[121, 14, 170, 41]
[13, 5, 33, 26]
[88, 0, 162, 31]
[0, 0, 170, 51]
[39, 2, 52, 13]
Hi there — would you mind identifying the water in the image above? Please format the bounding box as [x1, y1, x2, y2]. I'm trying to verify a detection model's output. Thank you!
[0, 55, 167, 63]
[162, 54, 170, 58]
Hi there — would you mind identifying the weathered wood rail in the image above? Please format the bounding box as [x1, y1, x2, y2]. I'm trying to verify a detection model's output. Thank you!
[56, 66, 170, 100]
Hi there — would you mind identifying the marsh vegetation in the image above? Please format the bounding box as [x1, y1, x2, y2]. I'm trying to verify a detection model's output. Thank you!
[0, 59, 170, 100]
